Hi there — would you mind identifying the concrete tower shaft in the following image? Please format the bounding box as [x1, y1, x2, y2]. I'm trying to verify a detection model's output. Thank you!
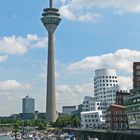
[41, 0, 61, 122]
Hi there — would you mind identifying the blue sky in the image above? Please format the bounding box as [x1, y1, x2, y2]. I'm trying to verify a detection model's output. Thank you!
[0, 0, 140, 115]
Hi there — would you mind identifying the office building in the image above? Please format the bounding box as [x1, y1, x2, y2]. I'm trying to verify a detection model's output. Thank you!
[22, 95, 35, 113]
[82, 96, 95, 112]
[94, 69, 119, 106]
[81, 110, 105, 129]
[71, 104, 83, 117]
[62, 106, 76, 115]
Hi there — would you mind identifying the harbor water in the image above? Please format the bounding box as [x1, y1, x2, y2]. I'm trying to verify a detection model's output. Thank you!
[0, 136, 10, 140]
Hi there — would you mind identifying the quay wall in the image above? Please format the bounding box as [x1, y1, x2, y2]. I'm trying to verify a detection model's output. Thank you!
[64, 129, 140, 140]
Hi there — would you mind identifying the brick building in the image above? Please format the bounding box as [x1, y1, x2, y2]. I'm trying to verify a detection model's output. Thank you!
[106, 104, 128, 130]
[133, 62, 140, 88]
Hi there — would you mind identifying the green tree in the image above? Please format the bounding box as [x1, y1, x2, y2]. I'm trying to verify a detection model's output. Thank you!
[12, 122, 20, 140]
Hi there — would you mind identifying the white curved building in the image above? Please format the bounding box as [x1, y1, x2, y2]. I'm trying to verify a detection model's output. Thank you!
[81, 69, 120, 128]
[94, 69, 119, 106]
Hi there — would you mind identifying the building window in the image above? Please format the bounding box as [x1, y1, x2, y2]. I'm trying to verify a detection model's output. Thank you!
[136, 71, 140, 75]
[136, 66, 140, 70]
[134, 100, 136, 103]
[113, 111, 117, 115]
[114, 123, 118, 129]
[114, 117, 117, 121]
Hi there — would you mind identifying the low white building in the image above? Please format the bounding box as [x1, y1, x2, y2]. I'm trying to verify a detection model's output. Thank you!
[82, 96, 95, 112]
[81, 110, 105, 128]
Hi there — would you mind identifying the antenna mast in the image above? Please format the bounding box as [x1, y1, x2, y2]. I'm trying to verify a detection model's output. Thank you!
[49, 0, 53, 8]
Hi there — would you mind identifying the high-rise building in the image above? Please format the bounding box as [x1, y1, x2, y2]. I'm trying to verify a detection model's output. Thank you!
[41, 0, 61, 122]
[133, 62, 140, 88]
[22, 95, 35, 113]
[94, 69, 119, 106]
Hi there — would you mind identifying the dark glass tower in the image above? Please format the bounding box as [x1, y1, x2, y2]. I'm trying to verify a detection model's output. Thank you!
[41, 0, 61, 122]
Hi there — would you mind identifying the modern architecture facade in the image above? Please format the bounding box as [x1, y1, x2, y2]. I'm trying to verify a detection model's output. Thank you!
[94, 69, 119, 106]
[22, 95, 35, 113]
[41, 0, 61, 122]
[82, 96, 95, 112]
[81, 69, 120, 128]
[81, 110, 105, 129]
[133, 62, 140, 88]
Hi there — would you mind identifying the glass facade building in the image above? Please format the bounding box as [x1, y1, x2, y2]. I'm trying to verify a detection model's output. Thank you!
[22, 95, 35, 113]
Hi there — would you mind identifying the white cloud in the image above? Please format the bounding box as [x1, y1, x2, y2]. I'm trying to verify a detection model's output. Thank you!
[60, 0, 140, 22]
[56, 83, 93, 111]
[0, 55, 8, 62]
[118, 76, 132, 90]
[60, 1, 102, 22]
[68, 49, 140, 73]
[0, 80, 31, 91]
[0, 34, 47, 55]
[0, 92, 22, 115]
[78, 12, 102, 22]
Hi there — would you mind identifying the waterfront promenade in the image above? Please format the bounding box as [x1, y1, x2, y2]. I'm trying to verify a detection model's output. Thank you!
[64, 128, 140, 140]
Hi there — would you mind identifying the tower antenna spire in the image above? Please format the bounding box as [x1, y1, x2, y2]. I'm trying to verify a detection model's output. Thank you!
[49, 0, 53, 8]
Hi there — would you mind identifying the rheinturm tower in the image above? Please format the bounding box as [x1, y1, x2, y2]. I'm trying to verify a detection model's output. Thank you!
[41, 0, 61, 122]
